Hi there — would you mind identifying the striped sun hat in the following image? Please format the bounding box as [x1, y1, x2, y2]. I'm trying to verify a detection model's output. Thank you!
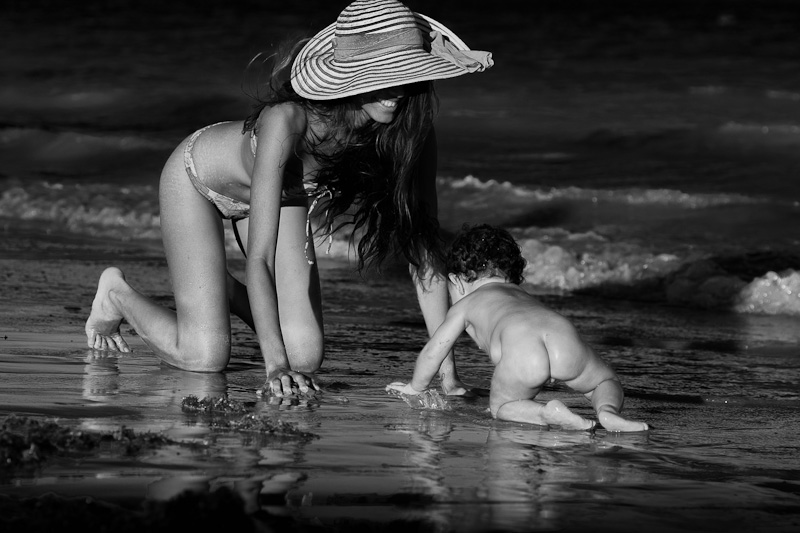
[291, 0, 493, 100]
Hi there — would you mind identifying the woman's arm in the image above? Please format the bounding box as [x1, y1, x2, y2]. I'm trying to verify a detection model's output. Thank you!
[411, 264, 465, 389]
[412, 127, 470, 395]
[247, 103, 317, 396]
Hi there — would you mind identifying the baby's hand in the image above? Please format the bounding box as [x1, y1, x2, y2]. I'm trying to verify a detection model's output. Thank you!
[385, 382, 422, 396]
[386, 382, 451, 411]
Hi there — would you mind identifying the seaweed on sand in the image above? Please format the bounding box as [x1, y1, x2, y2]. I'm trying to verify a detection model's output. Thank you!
[0, 402, 324, 532]
[181, 395, 319, 441]
[0, 415, 175, 472]
[180, 395, 251, 415]
[0, 414, 324, 532]
[0, 485, 323, 533]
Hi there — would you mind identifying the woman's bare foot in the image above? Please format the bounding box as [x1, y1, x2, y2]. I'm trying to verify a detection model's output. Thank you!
[598, 411, 649, 432]
[85, 267, 131, 352]
[542, 399, 596, 431]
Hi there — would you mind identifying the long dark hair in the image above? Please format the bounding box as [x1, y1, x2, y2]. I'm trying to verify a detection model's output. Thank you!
[242, 40, 444, 273]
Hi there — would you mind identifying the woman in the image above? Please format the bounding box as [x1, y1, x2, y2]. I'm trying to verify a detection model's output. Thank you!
[84, 0, 493, 396]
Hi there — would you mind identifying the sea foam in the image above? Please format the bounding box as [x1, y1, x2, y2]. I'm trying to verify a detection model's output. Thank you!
[3, 176, 798, 317]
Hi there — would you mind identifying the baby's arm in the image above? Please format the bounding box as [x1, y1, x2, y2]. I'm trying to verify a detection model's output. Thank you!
[386, 306, 467, 395]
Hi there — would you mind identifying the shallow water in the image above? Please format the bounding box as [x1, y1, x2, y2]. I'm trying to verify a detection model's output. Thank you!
[2, 262, 799, 532]
[2, 0, 800, 316]
[2, 1, 800, 531]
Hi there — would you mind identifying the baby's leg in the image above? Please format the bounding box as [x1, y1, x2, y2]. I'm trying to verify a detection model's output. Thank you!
[494, 398, 596, 431]
[490, 359, 594, 431]
[587, 378, 649, 432]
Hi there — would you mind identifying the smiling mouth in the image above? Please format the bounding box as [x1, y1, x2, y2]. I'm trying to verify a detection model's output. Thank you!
[378, 99, 398, 109]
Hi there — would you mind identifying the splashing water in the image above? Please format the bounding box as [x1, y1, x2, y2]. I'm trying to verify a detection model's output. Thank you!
[387, 388, 451, 411]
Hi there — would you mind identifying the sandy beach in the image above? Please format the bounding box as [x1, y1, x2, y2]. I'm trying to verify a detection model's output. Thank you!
[2, 223, 800, 532]
[3, 1, 800, 531]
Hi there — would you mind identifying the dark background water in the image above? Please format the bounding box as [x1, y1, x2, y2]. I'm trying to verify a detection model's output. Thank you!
[2, 0, 800, 313]
[1, 259, 800, 532]
[2, 3, 800, 530]
[3, 0, 799, 193]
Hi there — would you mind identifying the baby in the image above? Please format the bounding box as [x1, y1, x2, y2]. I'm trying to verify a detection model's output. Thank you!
[387, 224, 649, 432]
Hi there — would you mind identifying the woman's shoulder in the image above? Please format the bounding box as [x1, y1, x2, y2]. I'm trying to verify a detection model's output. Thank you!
[257, 101, 308, 131]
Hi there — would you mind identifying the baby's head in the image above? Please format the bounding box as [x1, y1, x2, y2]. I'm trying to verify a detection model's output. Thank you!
[446, 224, 526, 285]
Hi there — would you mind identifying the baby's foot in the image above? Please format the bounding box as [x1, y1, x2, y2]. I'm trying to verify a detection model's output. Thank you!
[439, 373, 475, 397]
[543, 399, 595, 431]
[598, 411, 649, 432]
[85, 267, 131, 352]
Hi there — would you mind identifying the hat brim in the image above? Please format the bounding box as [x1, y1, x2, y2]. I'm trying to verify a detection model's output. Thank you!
[292, 13, 475, 100]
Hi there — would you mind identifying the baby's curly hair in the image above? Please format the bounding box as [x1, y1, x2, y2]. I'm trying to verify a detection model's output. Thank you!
[446, 224, 526, 285]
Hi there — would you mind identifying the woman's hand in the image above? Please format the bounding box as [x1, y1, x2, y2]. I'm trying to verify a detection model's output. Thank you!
[260, 368, 320, 397]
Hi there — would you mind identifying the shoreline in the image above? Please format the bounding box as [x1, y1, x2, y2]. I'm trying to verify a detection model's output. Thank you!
[2, 243, 799, 532]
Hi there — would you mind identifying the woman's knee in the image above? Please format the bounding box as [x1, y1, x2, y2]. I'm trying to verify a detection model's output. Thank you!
[179, 330, 232, 372]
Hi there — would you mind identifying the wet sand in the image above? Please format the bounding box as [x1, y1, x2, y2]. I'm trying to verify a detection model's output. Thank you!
[2, 228, 800, 532]
[3, 0, 800, 530]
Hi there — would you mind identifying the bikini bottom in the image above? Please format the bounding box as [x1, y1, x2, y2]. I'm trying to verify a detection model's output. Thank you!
[183, 123, 330, 264]
[183, 123, 251, 220]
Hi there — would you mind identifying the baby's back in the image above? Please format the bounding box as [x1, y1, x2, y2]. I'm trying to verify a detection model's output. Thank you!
[462, 283, 605, 387]
[461, 283, 561, 355]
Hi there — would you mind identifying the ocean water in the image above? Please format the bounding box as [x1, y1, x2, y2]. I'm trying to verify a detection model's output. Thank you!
[1, 263, 799, 532]
[2, 0, 799, 315]
[1, 1, 800, 531]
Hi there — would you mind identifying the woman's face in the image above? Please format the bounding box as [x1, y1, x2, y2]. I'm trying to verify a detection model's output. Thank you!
[356, 86, 406, 125]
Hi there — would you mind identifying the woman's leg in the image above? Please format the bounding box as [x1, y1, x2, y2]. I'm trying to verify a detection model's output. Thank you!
[85, 141, 232, 372]
[227, 219, 254, 329]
